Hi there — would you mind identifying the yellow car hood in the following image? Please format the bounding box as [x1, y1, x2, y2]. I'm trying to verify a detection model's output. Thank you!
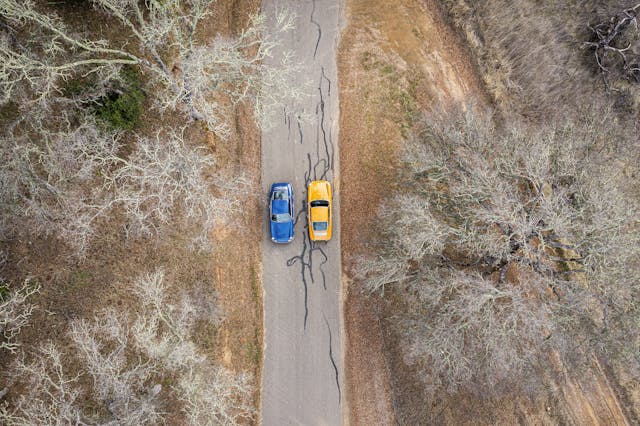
[308, 181, 330, 200]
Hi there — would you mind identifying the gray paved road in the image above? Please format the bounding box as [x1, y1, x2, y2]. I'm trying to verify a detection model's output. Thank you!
[260, 1, 344, 425]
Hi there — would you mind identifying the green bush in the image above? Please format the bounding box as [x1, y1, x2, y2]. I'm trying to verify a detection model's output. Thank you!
[62, 77, 94, 98]
[0, 283, 9, 301]
[95, 67, 146, 131]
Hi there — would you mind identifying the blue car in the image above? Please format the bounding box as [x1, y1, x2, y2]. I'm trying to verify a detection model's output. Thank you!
[269, 183, 294, 243]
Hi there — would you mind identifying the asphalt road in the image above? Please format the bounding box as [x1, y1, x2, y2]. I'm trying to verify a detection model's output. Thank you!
[260, 1, 344, 425]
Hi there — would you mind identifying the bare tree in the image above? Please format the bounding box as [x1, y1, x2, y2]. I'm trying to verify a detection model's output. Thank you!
[353, 254, 413, 295]
[0, 279, 39, 354]
[355, 107, 640, 395]
[110, 128, 246, 248]
[1, 320, 162, 425]
[0, 344, 83, 425]
[69, 312, 163, 425]
[401, 108, 639, 278]
[1, 0, 296, 256]
[404, 270, 557, 393]
[0, 113, 120, 253]
[131, 269, 254, 425]
[130, 269, 203, 370]
[0, 0, 300, 136]
[381, 195, 453, 261]
[1, 268, 253, 424]
[0, 0, 135, 105]
[0, 252, 40, 354]
[178, 366, 253, 425]
[1, 114, 242, 255]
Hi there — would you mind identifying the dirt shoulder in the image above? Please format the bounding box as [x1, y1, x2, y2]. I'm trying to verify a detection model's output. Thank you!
[338, 0, 484, 424]
[204, 0, 264, 418]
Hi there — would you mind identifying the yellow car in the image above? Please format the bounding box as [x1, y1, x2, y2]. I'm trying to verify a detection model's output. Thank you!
[307, 180, 332, 241]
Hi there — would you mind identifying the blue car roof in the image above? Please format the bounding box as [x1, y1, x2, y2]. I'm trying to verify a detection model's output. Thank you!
[272, 199, 289, 215]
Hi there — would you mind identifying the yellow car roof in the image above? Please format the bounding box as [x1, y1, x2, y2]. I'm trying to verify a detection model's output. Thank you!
[311, 206, 329, 222]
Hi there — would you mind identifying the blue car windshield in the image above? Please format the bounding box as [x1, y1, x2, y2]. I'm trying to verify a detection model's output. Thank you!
[313, 221, 328, 231]
[272, 213, 292, 223]
[272, 190, 289, 200]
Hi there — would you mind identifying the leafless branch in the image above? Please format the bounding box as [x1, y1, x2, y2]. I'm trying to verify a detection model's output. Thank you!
[584, 4, 640, 85]
[0, 277, 40, 354]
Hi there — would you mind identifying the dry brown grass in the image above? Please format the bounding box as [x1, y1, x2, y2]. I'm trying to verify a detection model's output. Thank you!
[440, 0, 640, 120]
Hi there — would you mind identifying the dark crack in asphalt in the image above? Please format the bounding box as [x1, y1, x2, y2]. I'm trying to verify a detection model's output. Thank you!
[287, 65, 335, 320]
[324, 314, 342, 404]
[317, 67, 334, 178]
[286, 156, 315, 330]
[297, 113, 304, 145]
[284, 107, 291, 141]
[286, 148, 332, 328]
[313, 245, 328, 291]
[310, 0, 322, 59]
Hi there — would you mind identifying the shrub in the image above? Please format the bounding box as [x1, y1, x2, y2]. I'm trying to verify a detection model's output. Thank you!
[94, 67, 145, 131]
